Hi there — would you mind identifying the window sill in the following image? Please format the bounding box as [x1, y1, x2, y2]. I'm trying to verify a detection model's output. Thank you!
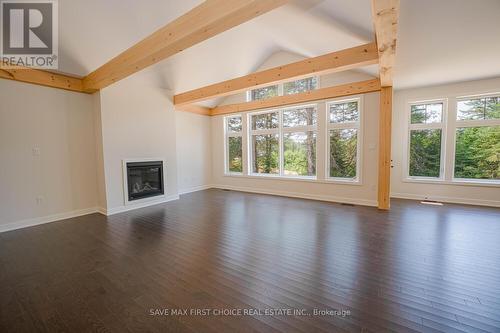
[249, 173, 317, 182]
[452, 178, 500, 187]
[223, 173, 362, 185]
[323, 177, 362, 186]
[403, 177, 500, 188]
[225, 172, 244, 176]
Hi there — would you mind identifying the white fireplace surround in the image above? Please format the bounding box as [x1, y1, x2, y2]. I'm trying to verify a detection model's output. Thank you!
[122, 158, 167, 206]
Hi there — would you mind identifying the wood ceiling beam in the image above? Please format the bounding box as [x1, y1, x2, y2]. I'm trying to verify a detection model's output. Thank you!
[175, 104, 212, 116]
[0, 65, 89, 93]
[174, 42, 379, 106]
[210, 79, 381, 116]
[82, 0, 288, 92]
[371, 0, 399, 87]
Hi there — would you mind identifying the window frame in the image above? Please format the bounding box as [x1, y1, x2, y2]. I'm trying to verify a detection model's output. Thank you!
[247, 104, 318, 179]
[246, 85, 280, 102]
[224, 115, 243, 175]
[246, 76, 320, 102]
[451, 93, 500, 184]
[325, 97, 363, 184]
[248, 108, 281, 177]
[404, 99, 448, 182]
[281, 104, 318, 178]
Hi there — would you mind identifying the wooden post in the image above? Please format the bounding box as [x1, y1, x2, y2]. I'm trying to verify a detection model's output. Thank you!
[378, 86, 392, 210]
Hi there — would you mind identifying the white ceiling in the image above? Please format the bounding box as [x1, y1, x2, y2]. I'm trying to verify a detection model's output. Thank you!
[57, 0, 500, 99]
[58, 0, 202, 76]
[395, 0, 500, 89]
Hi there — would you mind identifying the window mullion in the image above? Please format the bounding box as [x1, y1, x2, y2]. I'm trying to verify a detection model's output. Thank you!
[279, 110, 284, 176]
[409, 123, 443, 130]
[328, 122, 358, 130]
[282, 125, 317, 133]
[456, 119, 500, 128]
[250, 129, 278, 136]
[442, 98, 454, 181]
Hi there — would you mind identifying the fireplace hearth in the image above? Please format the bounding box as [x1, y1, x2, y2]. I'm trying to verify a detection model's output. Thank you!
[125, 161, 164, 201]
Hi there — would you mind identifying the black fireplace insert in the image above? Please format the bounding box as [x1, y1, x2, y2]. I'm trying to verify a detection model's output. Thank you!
[126, 161, 164, 201]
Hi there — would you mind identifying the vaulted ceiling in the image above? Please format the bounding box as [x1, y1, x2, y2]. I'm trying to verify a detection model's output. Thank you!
[57, 0, 500, 99]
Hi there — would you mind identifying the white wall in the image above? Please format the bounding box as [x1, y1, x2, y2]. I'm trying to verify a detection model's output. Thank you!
[0, 80, 99, 231]
[392, 77, 500, 207]
[97, 75, 179, 214]
[175, 111, 212, 194]
[0, 70, 212, 230]
[92, 92, 107, 211]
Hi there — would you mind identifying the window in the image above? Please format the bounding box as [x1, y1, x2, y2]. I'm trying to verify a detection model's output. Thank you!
[248, 77, 318, 101]
[407, 102, 445, 178]
[283, 106, 317, 176]
[457, 96, 500, 120]
[249, 105, 317, 177]
[225, 115, 243, 174]
[327, 99, 361, 180]
[250, 111, 279, 174]
[283, 77, 318, 95]
[405, 94, 500, 185]
[454, 96, 500, 181]
[250, 85, 279, 101]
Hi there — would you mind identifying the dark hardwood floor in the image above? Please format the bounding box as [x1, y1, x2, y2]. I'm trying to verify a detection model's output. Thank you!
[1, 189, 500, 332]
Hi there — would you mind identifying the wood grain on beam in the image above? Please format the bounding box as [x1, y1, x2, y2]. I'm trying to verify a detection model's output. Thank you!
[176, 104, 211, 116]
[0, 65, 88, 93]
[82, 0, 288, 92]
[211, 79, 380, 116]
[175, 43, 378, 106]
[371, 0, 399, 87]
[377, 86, 392, 210]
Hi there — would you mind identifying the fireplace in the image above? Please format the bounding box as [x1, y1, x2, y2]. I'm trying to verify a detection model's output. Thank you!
[125, 160, 164, 201]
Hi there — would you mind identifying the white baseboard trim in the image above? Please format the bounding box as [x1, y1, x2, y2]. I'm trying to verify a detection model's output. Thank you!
[96, 206, 108, 215]
[391, 192, 500, 208]
[212, 184, 377, 207]
[7, 190, 492, 233]
[0, 207, 100, 233]
[104, 194, 180, 216]
[178, 184, 214, 195]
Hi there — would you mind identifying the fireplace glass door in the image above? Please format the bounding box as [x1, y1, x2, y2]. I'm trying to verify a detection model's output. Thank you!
[126, 161, 164, 201]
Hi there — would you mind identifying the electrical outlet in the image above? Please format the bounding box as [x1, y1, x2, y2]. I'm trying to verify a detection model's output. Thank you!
[36, 196, 43, 205]
[32, 147, 41, 156]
